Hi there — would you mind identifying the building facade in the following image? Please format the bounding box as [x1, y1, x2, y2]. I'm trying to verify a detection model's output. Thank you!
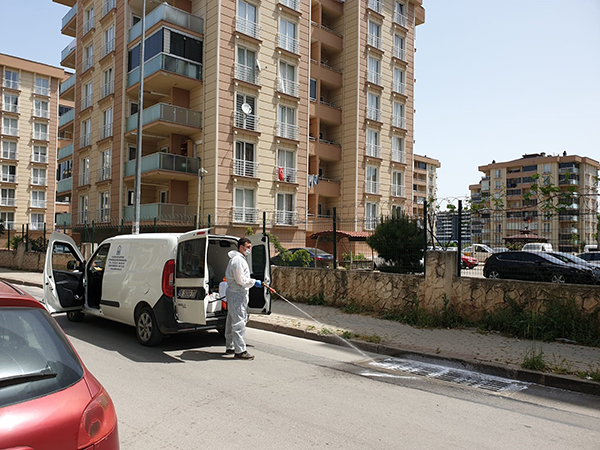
[412, 153, 439, 216]
[469, 153, 600, 252]
[52, 0, 425, 243]
[1, 53, 68, 245]
[435, 210, 470, 245]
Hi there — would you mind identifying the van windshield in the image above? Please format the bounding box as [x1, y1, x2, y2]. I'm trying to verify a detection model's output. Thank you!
[176, 238, 206, 278]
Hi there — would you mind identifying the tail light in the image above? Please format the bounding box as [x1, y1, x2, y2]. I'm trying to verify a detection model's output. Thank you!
[162, 259, 175, 297]
[78, 387, 118, 449]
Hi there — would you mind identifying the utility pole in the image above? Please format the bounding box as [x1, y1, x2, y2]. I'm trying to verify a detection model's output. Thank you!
[132, 0, 146, 235]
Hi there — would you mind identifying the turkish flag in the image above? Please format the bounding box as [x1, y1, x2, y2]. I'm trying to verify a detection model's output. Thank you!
[278, 167, 284, 181]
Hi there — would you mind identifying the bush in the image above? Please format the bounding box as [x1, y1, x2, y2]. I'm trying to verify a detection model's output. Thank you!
[30, 237, 47, 252]
[9, 235, 23, 251]
[342, 252, 367, 261]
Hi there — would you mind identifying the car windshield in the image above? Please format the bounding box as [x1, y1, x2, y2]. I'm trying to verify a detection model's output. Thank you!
[550, 253, 587, 265]
[0, 308, 83, 408]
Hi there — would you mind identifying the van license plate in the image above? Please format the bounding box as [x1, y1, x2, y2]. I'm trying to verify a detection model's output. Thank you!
[178, 289, 197, 299]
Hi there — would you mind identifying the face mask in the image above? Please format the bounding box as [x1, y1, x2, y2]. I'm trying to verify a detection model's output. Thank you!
[244, 249, 252, 257]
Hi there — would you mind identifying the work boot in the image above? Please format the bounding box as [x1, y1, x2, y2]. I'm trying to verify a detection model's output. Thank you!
[234, 351, 255, 360]
[225, 348, 235, 355]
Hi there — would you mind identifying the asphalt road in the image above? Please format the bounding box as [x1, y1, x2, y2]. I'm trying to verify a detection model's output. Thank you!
[23, 286, 600, 449]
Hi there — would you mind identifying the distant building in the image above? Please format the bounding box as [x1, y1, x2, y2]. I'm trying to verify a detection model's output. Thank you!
[412, 154, 440, 216]
[435, 210, 471, 245]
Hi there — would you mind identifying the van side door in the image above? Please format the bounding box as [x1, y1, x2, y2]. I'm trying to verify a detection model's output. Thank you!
[247, 233, 271, 314]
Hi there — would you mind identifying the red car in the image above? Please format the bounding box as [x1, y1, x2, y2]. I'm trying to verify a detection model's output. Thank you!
[461, 253, 478, 269]
[0, 280, 119, 449]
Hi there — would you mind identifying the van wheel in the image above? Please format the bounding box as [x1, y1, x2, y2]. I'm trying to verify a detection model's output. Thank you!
[135, 306, 163, 346]
[67, 311, 85, 322]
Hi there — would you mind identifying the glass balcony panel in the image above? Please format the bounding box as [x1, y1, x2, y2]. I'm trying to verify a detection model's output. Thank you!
[124, 152, 200, 177]
[34, 109, 50, 119]
[30, 200, 46, 209]
[62, 4, 77, 28]
[2, 104, 19, 113]
[33, 132, 49, 141]
[57, 177, 73, 192]
[30, 222, 45, 231]
[1, 174, 16, 183]
[32, 154, 48, 163]
[59, 109, 75, 127]
[0, 198, 16, 207]
[123, 203, 195, 221]
[127, 53, 203, 88]
[34, 86, 50, 96]
[126, 103, 202, 132]
[60, 74, 76, 96]
[129, 3, 204, 42]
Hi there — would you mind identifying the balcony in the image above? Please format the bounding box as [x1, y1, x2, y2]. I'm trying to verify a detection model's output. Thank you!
[233, 159, 259, 178]
[0, 149, 16, 160]
[102, 0, 116, 18]
[101, 38, 115, 58]
[61, 3, 77, 37]
[310, 101, 342, 125]
[97, 208, 111, 223]
[2, 127, 19, 137]
[30, 200, 47, 209]
[309, 178, 340, 198]
[33, 131, 49, 141]
[275, 210, 297, 226]
[367, 70, 381, 86]
[309, 60, 343, 87]
[30, 222, 45, 231]
[57, 177, 73, 193]
[79, 172, 91, 186]
[393, 46, 407, 61]
[61, 40, 76, 69]
[34, 85, 50, 97]
[82, 55, 93, 73]
[99, 123, 113, 140]
[98, 166, 111, 181]
[278, 34, 299, 54]
[59, 109, 74, 129]
[77, 211, 90, 224]
[1, 221, 16, 231]
[124, 152, 201, 179]
[80, 133, 91, 148]
[392, 149, 405, 163]
[0, 198, 15, 207]
[60, 74, 76, 100]
[233, 207, 259, 224]
[2, 103, 19, 114]
[1, 174, 16, 183]
[233, 111, 259, 132]
[276, 122, 299, 141]
[365, 180, 380, 195]
[367, 34, 382, 50]
[368, 0, 383, 14]
[126, 103, 202, 138]
[363, 107, 380, 122]
[394, 12, 408, 28]
[277, 77, 299, 97]
[393, 115, 406, 129]
[235, 64, 259, 85]
[309, 138, 341, 162]
[32, 153, 48, 164]
[393, 80, 406, 95]
[123, 203, 195, 222]
[310, 23, 343, 53]
[236, 17, 260, 40]
[33, 108, 50, 119]
[83, 17, 94, 35]
[127, 53, 203, 92]
[559, 215, 579, 222]
[275, 166, 297, 183]
[559, 178, 579, 186]
[81, 95, 93, 110]
[101, 81, 114, 98]
[366, 143, 381, 158]
[279, 0, 300, 12]
[55, 213, 72, 227]
[559, 166, 579, 174]
[392, 184, 405, 197]
[3, 78, 19, 90]
[129, 4, 204, 43]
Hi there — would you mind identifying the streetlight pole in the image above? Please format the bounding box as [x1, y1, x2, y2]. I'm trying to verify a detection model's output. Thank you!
[133, 0, 146, 235]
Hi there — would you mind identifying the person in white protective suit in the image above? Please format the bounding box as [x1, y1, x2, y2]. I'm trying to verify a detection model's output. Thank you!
[224, 237, 262, 360]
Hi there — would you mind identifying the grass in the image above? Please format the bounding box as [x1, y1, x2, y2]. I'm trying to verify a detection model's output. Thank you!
[522, 346, 547, 371]
[577, 368, 600, 383]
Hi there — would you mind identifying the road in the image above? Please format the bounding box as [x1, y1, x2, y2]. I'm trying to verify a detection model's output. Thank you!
[22, 286, 600, 450]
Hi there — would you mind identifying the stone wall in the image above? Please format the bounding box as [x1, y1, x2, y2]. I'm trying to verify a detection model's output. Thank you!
[271, 251, 600, 320]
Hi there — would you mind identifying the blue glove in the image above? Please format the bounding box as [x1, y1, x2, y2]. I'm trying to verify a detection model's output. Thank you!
[254, 280, 262, 288]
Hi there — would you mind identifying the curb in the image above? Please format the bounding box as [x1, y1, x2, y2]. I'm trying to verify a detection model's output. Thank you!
[0, 276, 44, 289]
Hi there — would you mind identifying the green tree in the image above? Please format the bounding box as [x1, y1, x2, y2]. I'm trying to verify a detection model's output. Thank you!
[367, 214, 426, 273]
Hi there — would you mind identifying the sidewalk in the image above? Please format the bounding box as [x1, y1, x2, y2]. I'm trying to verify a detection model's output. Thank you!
[2, 267, 599, 395]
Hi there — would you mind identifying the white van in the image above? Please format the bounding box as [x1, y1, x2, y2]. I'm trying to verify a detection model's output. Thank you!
[462, 243, 495, 263]
[522, 243, 553, 252]
[42, 230, 271, 346]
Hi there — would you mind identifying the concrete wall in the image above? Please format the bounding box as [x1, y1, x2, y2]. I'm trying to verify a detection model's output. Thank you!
[271, 251, 600, 320]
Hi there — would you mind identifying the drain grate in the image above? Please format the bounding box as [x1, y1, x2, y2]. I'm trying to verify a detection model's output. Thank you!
[366, 358, 527, 393]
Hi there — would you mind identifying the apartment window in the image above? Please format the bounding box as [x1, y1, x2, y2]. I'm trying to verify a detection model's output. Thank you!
[494, 169, 502, 178]
[0, 212, 15, 230]
[81, 119, 91, 148]
[542, 164, 551, 173]
[234, 141, 257, 177]
[392, 136, 405, 163]
[392, 171, 404, 197]
[391, 204, 402, 219]
[393, 102, 405, 128]
[394, 1, 407, 27]
[83, 44, 94, 71]
[235, 93, 257, 131]
[366, 129, 380, 158]
[495, 180, 502, 189]
[394, 34, 406, 61]
[33, 145, 47, 163]
[543, 223, 551, 233]
[129, 102, 138, 116]
[276, 193, 296, 225]
[34, 77, 50, 96]
[1, 188, 15, 206]
[365, 202, 378, 230]
[3, 69, 19, 90]
[33, 123, 48, 141]
[31, 190, 46, 208]
[3, 118, 18, 136]
[127, 189, 134, 206]
[417, 161, 427, 170]
[277, 149, 296, 183]
[79, 195, 90, 224]
[57, 160, 72, 180]
[367, 93, 381, 122]
[34, 100, 49, 119]
[102, 67, 114, 98]
[366, 165, 379, 194]
[393, 68, 405, 94]
[99, 191, 110, 222]
[367, 56, 381, 85]
[236, 46, 258, 84]
[278, 61, 298, 97]
[32, 168, 47, 186]
[102, 25, 115, 57]
[368, 21, 381, 49]
[84, 7, 95, 34]
[309, 78, 317, 102]
[31, 213, 45, 231]
[159, 190, 169, 203]
[279, 18, 298, 54]
[100, 108, 113, 139]
[128, 145, 137, 161]
[99, 149, 111, 180]
[237, 0, 259, 38]
[103, 0, 116, 17]
[1, 141, 17, 159]
[82, 82, 93, 109]
[233, 188, 256, 223]
[1, 165, 16, 183]
[80, 157, 91, 186]
[278, 105, 297, 140]
[3, 94, 18, 113]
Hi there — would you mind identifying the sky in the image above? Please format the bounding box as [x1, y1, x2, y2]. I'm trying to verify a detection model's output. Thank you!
[1, 0, 599, 201]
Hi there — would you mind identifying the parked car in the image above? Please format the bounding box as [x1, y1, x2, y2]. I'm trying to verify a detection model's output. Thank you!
[483, 251, 598, 284]
[0, 280, 119, 449]
[271, 247, 335, 268]
[463, 243, 495, 263]
[521, 242, 553, 252]
[492, 247, 509, 253]
[577, 252, 600, 267]
[461, 254, 478, 269]
[548, 251, 600, 280]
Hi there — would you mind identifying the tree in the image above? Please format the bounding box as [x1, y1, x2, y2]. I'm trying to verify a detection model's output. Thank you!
[367, 214, 426, 273]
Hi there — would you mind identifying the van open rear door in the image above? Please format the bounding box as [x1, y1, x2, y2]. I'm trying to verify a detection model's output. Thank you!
[247, 233, 271, 314]
[173, 229, 210, 325]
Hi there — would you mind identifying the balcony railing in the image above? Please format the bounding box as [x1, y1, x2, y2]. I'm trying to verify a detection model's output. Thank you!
[279, 0, 300, 11]
[2, 103, 19, 113]
[367, 70, 381, 85]
[394, 12, 408, 27]
[34, 86, 50, 96]
[83, 18, 94, 35]
[129, 3, 203, 42]
[275, 166, 297, 183]
[277, 77, 299, 97]
[393, 80, 406, 94]
[236, 16, 260, 39]
[1, 174, 16, 183]
[127, 53, 202, 87]
[393, 115, 406, 129]
[81, 133, 91, 148]
[61, 40, 76, 62]
[33, 131, 49, 141]
[1, 150, 16, 160]
[559, 166, 579, 174]
[233, 159, 259, 178]
[365, 217, 379, 231]
[367, 34, 382, 50]
[78, 211, 90, 224]
[235, 63, 259, 84]
[123, 203, 195, 222]
[83, 56, 93, 72]
[98, 166, 111, 181]
[233, 207, 259, 224]
[277, 122, 299, 140]
[82, 95, 93, 110]
[366, 107, 381, 122]
[31, 176, 47, 186]
[59, 108, 74, 127]
[368, 0, 382, 13]
[124, 152, 201, 177]
[2, 127, 19, 136]
[32, 153, 48, 163]
[99, 123, 113, 140]
[79, 172, 91, 186]
[30, 222, 45, 231]
[1, 221, 15, 231]
[102, 0, 115, 18]
[278, 33, 299, 54]
[126, 103, 202, 133]
[101, 38, 115, 58]
[234, 111, 259, 131]
[275, 210, 297, 226]
[3, 78, 19, 90]
[366, 143, 381, 158]
[365, 180, 380, 194]
[55, 213, 71, 227]
[61, 3, 77, 28]
[101, 81, 114, 98]
[30, 200, 46, 209]
[57, 177, 73, 192]
[392, 149, 405, 163]
[97, 208, 111, 223]
[0, 198, 16, 207]
[393, 46, 406, 61]
[60, 74, 76, 95]
[34, 108, 50, 119]
[392, 184, 405, 197]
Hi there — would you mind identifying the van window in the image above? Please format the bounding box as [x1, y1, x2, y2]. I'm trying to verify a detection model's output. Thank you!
[251, 244, 266, 276]
[176, 238, 205, 278]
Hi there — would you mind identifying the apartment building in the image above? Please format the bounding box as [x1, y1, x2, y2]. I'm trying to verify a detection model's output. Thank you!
[435, 210, 470, 245]
[0, 53, 67, 246]
[411, 153, 439, 216]
[52, 0, 425, 243]
[469, 153, 600, 252]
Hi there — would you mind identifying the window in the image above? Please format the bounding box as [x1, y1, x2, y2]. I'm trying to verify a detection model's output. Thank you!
[235, 93, 257, 130]
[367, 56, 381, 85]
[365, 202, 378, 230]
[84, 7, 94, 34]
[79, 195, 89, 224]
[495, 180, 502, 189]
[494, 169, 502, 178]
[99, 191, 110, 222]
[3, 69, 19, 90]
[309, 78, 317, 101]
[83, 44, 94, 71]
[0, 212, 15, 230]
[394, 34, 406, 60]
[368, 21, 381, 49]
[99, 150, 111, 180]
[31, 190, 46, 208]
[276, 193, 296, 225]
[234, 141, 257, 177]
[129, 101, 138, 116]
[32, 168, 47, 186]
[34, 77, 50, 96]
[1, 165, 16, 183]
[393, 68, 405, 94]
[522, 164, 537, 172]
[393, 102, 405, 128]
[237, 0, 259, 38]
[33, 145, 47, 163]
[80, 157, 90, 186]
[391, 204, 402, 218]
[417, 161, 427, 170]
[33, 123, 48, 141]
[1, 188, 15, 206]
[33, 100, 49, 119]
[159, 190, 169, 203]
[3, 94, 18, 113]
[278, 61, 298, 97]
[367, 93, 380, 121]
[236, 46, 257, 84]
[392, 171, 404, 197]
[233, 188, 256, 223]
[395, 1, 407, 27]
[100, 108, 113, 139]
[82, 82, 93, 109]
[366, 165, 379, 194]
[542, 164, 551, 174]
[102, 25, 115, 57]
[81, 119, 91, 147]
[128, 145, 137, 161]
[57, 160, 72, 181]
[392, 136, 404, 163]
[2, 141, 17, 159]
[279, 18, 298, 54]
[277, 149, 296, 183]
[3, 118, 18, 136]
[30, 213, 45, 230]
[102, 68, 114, 98]
[366, 129, 380, 158]
[278, 105, 297, 140]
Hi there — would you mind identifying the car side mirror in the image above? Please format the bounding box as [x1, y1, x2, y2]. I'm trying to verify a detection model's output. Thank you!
[67, 260, 78, 270]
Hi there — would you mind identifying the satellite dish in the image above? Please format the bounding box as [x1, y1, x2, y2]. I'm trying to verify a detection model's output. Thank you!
[241, 103, 252, 115]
